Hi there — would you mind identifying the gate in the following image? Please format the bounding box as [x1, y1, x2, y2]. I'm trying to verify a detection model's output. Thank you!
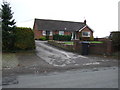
[81, 41, 90, 55]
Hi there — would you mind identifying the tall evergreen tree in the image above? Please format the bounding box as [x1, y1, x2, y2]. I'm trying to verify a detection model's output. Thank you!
[1, 1, 16, 51]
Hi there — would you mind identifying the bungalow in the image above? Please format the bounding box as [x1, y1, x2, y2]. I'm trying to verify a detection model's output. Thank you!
[33, 18, 94, 41]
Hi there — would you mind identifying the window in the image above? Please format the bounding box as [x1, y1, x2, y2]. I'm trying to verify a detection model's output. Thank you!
[42, 30, 46, 36]
[42, 31, 53, 36]
[82, 32, 90, 37]
[50, 31, 53, 36]
[59, 31, 64, 35]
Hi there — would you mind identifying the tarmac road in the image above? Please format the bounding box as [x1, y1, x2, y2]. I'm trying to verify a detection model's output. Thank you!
[3, 66, 118, 88]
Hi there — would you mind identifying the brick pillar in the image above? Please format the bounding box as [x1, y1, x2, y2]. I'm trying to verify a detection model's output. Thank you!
[74, 40, 80, 52]
[106, 40, 113, 55]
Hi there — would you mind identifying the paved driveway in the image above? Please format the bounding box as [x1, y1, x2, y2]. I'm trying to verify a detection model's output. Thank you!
[35, 40, 118, 68]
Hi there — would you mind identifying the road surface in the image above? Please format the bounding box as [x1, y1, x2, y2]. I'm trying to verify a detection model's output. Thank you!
[3, 67, 118, 88]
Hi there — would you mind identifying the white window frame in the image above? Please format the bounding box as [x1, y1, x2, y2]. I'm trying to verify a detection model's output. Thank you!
[50, 31, 53, 36]
[82, 32, 90, 37]
[59, 31, 64, 35]
[42, 30, 46, 36]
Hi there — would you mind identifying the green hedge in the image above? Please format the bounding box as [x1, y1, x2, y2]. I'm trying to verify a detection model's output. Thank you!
[14, 27, 35, 50]
[39, 36, 47, 40]
[109, 31, 120, 51]
[53, 34, 71, 41]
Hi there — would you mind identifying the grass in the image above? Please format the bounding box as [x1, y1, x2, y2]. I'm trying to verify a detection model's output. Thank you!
[64, 41, 74, 45]
[90, 41, 103, 43]
[51, 40, 103, 45]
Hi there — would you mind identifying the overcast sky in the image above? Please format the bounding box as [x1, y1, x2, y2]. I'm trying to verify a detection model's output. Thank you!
[1, 0, 119, 37]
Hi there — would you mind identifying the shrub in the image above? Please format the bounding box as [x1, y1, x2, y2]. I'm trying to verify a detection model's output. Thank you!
[14, 27, 35, 50]
[109, 31, 120, 51]
[39, 36, 46, 40]
[53, 34, 59, 40]
[53, 34, 71, 41]
[90, 35, 94, 41]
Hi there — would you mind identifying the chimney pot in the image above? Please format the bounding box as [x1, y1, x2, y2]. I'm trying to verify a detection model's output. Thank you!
[84, 20, 86, 24]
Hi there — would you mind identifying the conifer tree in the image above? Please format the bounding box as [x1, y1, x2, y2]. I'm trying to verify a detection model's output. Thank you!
[1, 1, 16, 51]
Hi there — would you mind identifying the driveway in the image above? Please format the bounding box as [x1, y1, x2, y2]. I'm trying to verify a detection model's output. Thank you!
[35, 40, 118, 68]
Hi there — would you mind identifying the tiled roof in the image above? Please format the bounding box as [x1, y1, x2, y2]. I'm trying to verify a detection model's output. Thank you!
[34, 18, 87, 31]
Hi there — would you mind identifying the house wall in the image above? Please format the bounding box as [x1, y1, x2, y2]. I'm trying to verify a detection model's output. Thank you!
[33, 23, 43, 39]
[34, 26, 72, 40]
[53, 31, 59, 35]
[81, 27, 93, 36]
[79, 27, 93, 41]
[53, 31, 71, 35]
[64, 31, 71, 35]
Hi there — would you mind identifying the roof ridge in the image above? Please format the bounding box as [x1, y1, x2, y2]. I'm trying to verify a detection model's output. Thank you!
[35, 18, 84, 24]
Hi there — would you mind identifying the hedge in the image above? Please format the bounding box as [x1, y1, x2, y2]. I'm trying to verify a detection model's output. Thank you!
[53, 34, 71, 41]
[109, 31, 120, 51]
[14, 27, 35, 50]
[39, 36, 47, 40]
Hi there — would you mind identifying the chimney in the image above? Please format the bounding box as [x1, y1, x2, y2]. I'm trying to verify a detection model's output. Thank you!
[84, 19, 86, 24]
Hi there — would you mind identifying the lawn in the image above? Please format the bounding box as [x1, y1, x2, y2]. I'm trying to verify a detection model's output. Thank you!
[64, 41, 74, 45]
[61, 41, 103, 45]
[90, 41, 103, 43]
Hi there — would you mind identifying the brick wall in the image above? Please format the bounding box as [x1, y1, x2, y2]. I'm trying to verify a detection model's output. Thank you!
[81, 27, 93, 36]
[89, 43, 107, 55]
[48, 40, 74, 52]
[64, 31, 71, 35]
[74, 40, 113, 55]
[53, 31, 71, 35]
[33, 23, 41, 39]
[34, 27, 72, 40]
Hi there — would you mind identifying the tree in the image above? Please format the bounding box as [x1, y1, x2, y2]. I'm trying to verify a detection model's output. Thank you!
[2, 2, 16, 31]
[1, 1, 16, 51]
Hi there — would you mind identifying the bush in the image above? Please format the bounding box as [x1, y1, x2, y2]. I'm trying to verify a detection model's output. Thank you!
[2, 30, 15, 51]
[39, 36, 46, 40]
[109, 31, 120, 51]
[53, 34, 71, 41]
[14, 27, 35, 50]
[90, 35, 94, 41]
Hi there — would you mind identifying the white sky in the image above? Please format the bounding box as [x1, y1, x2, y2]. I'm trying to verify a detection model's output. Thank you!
[1, 0, 119, 37]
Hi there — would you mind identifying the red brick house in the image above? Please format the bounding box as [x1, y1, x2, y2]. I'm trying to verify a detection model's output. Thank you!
[33, 18, 94, 40]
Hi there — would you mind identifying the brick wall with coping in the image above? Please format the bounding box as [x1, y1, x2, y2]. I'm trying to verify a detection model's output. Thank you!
[48, 40, 74, 52]
[74, 40, 113, 55]
[48, 40, 113, 55]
